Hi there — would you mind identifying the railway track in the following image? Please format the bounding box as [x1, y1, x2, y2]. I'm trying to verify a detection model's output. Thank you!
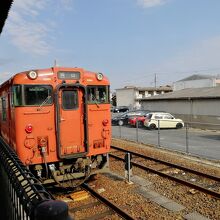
[110, 145, 220, 199]
[75, 183, 135, 220]
[51, 183, 135, 220]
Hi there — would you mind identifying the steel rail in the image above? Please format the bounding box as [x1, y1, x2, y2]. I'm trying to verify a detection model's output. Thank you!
[110, 151, 220, 199]
[81, 183, 135, 220]
[111, 145, 220, 182]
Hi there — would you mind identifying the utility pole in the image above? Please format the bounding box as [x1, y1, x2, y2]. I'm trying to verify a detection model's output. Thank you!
[154, 73, 157, 88]
[54, 59, 57, 67]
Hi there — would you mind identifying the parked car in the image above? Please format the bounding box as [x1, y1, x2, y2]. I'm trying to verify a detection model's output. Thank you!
[143, 112, 184, 129]
[129, 111, 165, 127]
[129, 113, 150, 127]
[112, 110, 149, 126]
[112, 106, 129, 113]
[111, 106, 115, 112]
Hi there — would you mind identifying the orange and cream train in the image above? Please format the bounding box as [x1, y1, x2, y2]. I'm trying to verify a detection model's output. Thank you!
[0, 67, 111, 185]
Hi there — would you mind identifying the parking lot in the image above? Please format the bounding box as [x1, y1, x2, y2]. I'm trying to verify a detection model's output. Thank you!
[112, 113, 220, 161]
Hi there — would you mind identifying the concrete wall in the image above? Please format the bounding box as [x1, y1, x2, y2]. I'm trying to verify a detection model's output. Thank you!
[116, 88, 135, 108]
[141, 99, 220, 129]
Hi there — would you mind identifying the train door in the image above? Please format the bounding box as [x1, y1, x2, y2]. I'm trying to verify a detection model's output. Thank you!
[56, 85, 87, 158]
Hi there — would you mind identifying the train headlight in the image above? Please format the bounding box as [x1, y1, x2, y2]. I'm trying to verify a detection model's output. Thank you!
[25, 124, 33, 133]
[102, 119, 109, 126]
[27, 71, 38, 80]
[96, 72, 103, 81]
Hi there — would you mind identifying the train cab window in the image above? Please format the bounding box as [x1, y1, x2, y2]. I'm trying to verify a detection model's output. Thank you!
[12, 85, 53, 106]
[62, 90, 78, 110]
[87, 86, 109, 104]
[24, 85, 52, 106]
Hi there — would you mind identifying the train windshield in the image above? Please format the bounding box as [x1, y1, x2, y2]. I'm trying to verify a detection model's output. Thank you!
[87, 86, 109, 104]
[12, 85, 53, 106]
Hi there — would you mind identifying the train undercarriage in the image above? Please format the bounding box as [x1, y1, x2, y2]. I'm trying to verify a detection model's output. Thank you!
[30, 154, 109, 187]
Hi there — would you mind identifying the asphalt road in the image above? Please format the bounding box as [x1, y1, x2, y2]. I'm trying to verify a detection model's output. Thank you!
[112, 125, 220, 161]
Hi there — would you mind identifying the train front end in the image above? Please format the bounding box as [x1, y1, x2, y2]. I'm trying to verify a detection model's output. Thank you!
[11, 67, 111, 185]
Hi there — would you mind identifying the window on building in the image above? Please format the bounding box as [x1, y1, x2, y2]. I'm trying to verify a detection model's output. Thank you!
[139, 91, 145, 96]
[148, 91, 153, 96]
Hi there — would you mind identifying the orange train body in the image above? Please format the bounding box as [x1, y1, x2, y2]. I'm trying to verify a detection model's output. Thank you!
[0, 67, 111, 184]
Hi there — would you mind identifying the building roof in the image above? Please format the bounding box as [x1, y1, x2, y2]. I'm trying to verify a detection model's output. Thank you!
[177, 74, 219, 82]
[137, 86, 172, 91]
[141, 86, 220, 101]
[116, 86, 172, 92]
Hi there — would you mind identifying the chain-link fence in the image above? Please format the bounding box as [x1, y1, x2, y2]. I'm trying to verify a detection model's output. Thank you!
[112, 120, 220, 161]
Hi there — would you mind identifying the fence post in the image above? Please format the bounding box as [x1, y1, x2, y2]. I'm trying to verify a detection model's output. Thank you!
[119, 125, 122, 138]
[106, 153, 110, 168]
[186, 123, 189, 154]
[158, 120, 160, 147]
[124, 153, 132, 184]
[136, 120, 139, 142]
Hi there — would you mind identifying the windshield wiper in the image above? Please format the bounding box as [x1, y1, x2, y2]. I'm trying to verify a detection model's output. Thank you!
[94, 99, 100, 108]
[91, 94, 100, 108]
[37, 96, 51, 111]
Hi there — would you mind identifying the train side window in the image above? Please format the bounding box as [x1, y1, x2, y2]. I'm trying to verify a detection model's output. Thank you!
[97, 86, 108, 103]
[12, 85, 22, 106]
[87, 87, 96, 103]
[87, 86, 109, 104]
[62, 90, 78, 110]
[1, 97, 7, 121]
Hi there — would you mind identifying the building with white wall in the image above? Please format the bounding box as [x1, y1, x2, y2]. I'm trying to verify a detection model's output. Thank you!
[173, 74, 220, 91]
[116, 86, 172, 110]
[140, 86, 220, 128]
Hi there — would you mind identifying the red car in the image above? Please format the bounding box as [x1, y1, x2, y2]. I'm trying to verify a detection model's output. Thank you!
[129, 113, 151, 127]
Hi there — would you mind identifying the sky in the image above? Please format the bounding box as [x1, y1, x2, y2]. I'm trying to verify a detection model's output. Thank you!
[1, 0, 220, 91]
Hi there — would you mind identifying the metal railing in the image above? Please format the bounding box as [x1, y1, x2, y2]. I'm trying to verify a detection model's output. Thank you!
[0, 137, 72, 220]
[113, 120, 220, 161]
